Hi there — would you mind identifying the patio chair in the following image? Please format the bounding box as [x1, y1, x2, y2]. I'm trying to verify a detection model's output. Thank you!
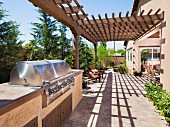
[149, 65, 160, 84]
[88, 71, 101, 82]
[142, 64, 152, 79]
[90, 65, 98, 74]
[143, 64, 160, 83]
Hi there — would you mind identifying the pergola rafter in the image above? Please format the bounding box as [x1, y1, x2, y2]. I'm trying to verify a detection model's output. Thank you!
[29, 0, 164, 43]
[29, 0, 164, 42]
[54, 0, 72, 4]
[28, 0, 164, 68]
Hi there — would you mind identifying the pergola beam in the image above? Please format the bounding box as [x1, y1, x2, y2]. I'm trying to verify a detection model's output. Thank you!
[28, 0, 96, 44]
[54, 0, 72, 4]
[29, 0, 164, 42]
[28, 0, 165, 68]
[77, 13, 164, 25]
[81, 21, 154, 30]
[72, 14, 88, 20]
[99, 14, 109, 40]
[92, 15, 105, 42]
[64, 6, 83, 14]
[105, 13, 112, 40]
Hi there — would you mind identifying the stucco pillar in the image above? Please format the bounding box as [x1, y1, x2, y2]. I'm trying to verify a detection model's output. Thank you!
[93, 43, 97, 63]
[73, 33, 79, 69]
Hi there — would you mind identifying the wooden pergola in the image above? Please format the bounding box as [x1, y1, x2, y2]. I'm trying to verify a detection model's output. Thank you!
[28, 0, 164, 69]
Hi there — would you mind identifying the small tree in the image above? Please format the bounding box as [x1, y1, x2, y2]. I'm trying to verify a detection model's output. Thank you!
[97, 45, 109, 67]
[97, 45, 116, 68]
[100, 41, 107, 49]
[116, 49, 126, 56]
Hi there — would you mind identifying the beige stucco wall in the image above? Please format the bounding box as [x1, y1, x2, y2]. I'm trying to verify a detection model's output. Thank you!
[126, 36, 160, 73]
[126, 41, 134, 74]
[72, 73, 83, 109]
[0, 96, 42, 127]
[0, 72, 83, 127]
[136, 0, 170, 91]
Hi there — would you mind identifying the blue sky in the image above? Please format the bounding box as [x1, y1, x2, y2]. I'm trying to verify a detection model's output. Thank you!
[1, 0, 133, 49]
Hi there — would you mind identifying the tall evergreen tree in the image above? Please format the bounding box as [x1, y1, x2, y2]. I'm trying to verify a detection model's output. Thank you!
[29, 8, 58, 60]
[0, 2, 24, 82]
[79, 37, 93, 69]
[58, 24, 72, 60]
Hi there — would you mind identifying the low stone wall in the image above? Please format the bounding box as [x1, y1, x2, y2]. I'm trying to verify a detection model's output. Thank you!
[111, 56, 125, 65]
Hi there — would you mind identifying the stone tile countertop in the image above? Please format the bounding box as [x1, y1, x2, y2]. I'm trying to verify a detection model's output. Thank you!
[0, 83, 41, 107]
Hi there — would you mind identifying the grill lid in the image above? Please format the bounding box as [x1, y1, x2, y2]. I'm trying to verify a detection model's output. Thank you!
[10, 60, 72, 86]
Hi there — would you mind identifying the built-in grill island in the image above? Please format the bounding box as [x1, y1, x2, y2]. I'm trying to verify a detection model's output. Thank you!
[0, 60, 83, 127]
[10, 60, 77, 106]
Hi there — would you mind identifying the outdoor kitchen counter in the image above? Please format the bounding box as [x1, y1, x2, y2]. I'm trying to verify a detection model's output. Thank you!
[0, 70, 83, 109]
[0, 83, 41, 108]
[0, 69, 83, 127]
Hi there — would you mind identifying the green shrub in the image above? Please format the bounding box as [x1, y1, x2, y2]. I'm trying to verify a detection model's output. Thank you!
[117, 63, 128, 74]
[133, 71, 142, 76]
[144, 83, 170, 123]
[96, 62, 104, 70]
[82, 79, 87, 89]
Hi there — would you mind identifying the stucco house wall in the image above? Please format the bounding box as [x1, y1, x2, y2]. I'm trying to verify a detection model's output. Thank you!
[133, 35, 161, 71]
[126, 41, 134, 74]
[126, 33, 161, 73]
[132, 0, 170, 91]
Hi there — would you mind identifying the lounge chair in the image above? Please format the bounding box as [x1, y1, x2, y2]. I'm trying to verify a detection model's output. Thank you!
[142, 64, 152, 79]
[90, 65, 98, 74]
[88, 71, 101, 82]
[143, 64, 160, 84]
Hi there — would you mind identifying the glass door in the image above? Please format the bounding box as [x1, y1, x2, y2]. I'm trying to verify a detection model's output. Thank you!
[140, 47, 160, 71]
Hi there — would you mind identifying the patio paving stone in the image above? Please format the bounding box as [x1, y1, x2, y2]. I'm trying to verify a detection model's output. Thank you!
[62, 70, 168, 127]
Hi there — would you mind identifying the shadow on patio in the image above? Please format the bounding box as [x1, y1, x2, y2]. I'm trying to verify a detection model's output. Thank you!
[62, 70, 167, 127]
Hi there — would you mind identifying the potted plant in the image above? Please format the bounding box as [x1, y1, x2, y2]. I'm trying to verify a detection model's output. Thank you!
[82, 79, 87, 89]
[96, 62, 104, 71]
[117, 63, 128, 74]
[133, 71, 142, 76]
[141, 49, 149, 72]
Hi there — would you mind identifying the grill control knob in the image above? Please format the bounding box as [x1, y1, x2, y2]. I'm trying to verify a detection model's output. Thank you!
[48, 89, 53, 96]
[70, 76, 75, 82]
[57, 81, 62, 90]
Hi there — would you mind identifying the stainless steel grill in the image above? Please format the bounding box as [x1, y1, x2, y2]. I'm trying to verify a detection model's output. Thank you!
[10, 60, 75, 105]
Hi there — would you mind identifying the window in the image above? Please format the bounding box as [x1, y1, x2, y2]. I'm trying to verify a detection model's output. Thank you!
[130, 49, 132, 62]
[140, 47, 160, 68]
[127, 49, 132, 62]
[127, 50, 129, 61]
